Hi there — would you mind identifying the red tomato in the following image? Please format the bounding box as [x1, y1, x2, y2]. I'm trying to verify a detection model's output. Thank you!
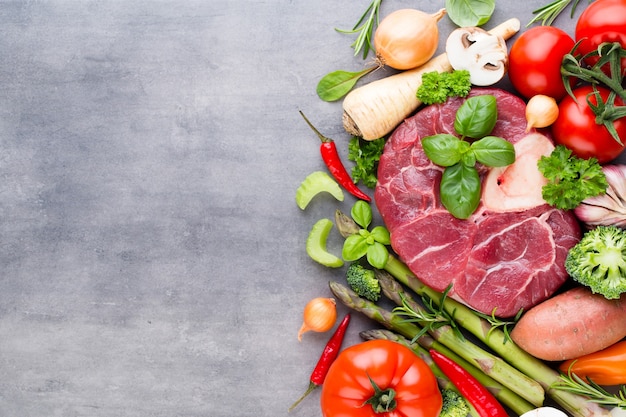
[320, 340, 442, 417]
[551, 85, 626, 163]
[575, 0, 626, 73]
[508, 26, 575, 100]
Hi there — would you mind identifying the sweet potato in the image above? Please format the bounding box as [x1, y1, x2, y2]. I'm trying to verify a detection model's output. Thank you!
[510, 286, 626, 361]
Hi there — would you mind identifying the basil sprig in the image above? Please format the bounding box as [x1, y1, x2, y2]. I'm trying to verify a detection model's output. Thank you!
[422, 95, 515, 219]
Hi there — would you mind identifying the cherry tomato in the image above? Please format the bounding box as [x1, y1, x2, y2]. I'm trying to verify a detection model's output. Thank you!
[551, 85, 626, 163]
[575, 0, 626, 73]
[320, 340, 442, 417]
[508, 26, 575, 100]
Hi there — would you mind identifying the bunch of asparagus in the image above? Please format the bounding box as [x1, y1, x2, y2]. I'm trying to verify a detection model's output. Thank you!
[331, 209, 610, 417]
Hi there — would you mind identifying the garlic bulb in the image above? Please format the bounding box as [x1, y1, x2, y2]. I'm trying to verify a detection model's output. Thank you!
[575, 165, 626, 228]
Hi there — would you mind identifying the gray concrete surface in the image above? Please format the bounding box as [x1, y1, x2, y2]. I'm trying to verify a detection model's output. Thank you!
[0, 1, 588, 416]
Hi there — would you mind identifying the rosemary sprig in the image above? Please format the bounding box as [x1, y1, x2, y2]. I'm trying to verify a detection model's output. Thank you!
[474, 307, 523, 343]
[335, 0, 383, 59]
[553, 369, 626, 409]
[393, 285, 465, 341]
[527, 0, 587, 26]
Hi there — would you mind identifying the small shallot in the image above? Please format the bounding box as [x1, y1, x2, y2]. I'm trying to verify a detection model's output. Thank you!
[525, 94, 559, 132]
[575, 164, 626, 229]
[298, 297, 337, 341]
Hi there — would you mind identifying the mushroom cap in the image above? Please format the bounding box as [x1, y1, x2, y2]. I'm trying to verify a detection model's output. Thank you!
[446, 27, 508, 86]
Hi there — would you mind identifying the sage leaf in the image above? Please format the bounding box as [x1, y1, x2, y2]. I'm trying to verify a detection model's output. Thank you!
[471, 136, 516, 167]
[316, 67, 376, 102]
[454, 95, 498, 139]
[445, 0, 495, 27]
[440, 163, 481, 219]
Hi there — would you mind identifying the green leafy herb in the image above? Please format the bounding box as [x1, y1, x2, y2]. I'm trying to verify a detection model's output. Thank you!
[342, 201, 390, 268]
[454, 94, 498, 139]
[445, 0, 495, 27]
[317, 66, 378, 102]
[348, 136, 386, 188]
[335, 0, 383, 59]
[422, 95, 515, 219]
[537, 145, 608, 210]
[527, 0, 587, 27]
[553, 369, 626, 408]
[416, 70, 472, 105]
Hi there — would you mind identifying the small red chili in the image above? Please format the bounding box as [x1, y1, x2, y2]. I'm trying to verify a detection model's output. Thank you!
[289, 313, 351, 411]
[430, 349, 509, 417]
[299, 111, 372, 202]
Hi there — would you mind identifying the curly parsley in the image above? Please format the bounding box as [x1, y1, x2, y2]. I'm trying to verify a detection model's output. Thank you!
[537, 145, 608, 210]
[417, 70, 472, 105]
[348, 136, 386, 188]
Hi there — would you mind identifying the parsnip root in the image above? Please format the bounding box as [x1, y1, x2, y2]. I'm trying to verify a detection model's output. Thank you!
[343, 17, 521, 140]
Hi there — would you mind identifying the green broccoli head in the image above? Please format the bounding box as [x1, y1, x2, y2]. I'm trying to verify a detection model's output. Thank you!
[346, 263, 381, 302]
[565, 225, 626, 299]
[439, 389, 469, 417]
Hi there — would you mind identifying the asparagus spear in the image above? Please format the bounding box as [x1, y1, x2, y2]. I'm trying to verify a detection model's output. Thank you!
[329, 281, 535, 415]
[375, 270, 544, 407]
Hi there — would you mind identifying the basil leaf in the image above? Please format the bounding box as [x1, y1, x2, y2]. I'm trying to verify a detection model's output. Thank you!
[351, 200, 372, 229]
[454, 95, 498, 139]
[440, 163, 481, 219]
[366, 242, 389, 269]
[342, 234, 369, 261]
[421, 134, 464, 167]
[316, 67, 375, 102]
[445, 0, 495, 27]
[370, 226, 390, 245]
[471, 136, 516, 167]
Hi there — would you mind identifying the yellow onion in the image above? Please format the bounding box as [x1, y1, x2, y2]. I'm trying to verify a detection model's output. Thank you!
[374, 8, 446, 70]
[525, 94, 559, 132]
[297, 297, 337, 341]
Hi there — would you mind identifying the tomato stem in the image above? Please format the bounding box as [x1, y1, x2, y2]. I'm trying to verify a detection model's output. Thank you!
[363, 373, 397, 413]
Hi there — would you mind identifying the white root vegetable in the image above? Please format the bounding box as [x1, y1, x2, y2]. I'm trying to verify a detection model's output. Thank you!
[575, 164, 626, 228]
[525, 94, 559, 131]
[342, 18, 521, 141]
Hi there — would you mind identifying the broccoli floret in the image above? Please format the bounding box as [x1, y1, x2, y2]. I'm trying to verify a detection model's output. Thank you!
[346, 263, 381, 302]
[565, 225, 626, 299]
[439, 389, 470, 417]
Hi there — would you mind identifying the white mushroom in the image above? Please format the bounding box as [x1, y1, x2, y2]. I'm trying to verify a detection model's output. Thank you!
[445, 27, 508, 86]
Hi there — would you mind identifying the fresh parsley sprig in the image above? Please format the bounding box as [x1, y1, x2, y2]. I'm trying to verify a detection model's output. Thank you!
[537, 145, 608, 210]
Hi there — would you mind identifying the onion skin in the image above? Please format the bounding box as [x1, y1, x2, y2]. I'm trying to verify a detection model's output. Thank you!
[374, 8, 446, 70]
[575, 165, 626, 229]
[298, 297, 337, 341]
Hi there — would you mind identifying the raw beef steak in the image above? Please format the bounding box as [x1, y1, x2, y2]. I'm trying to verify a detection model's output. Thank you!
[375, 88, 581, 317]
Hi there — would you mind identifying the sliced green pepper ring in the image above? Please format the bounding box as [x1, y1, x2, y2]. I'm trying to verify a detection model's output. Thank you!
[306, 218, 344, 268]
[296, 171, 344, 210]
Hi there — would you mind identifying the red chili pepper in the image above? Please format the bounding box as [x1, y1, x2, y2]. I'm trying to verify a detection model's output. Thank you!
[429, 349, 509, 417]
[289, 313, 351, 411]
[299, 111, 372, 202]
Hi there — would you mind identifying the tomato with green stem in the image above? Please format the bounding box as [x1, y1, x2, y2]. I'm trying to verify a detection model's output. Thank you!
[508, 26, 575, 100]
[551, 85, 626, 163]
[320, 339, 442, 417]
[575, 0, 626, 74]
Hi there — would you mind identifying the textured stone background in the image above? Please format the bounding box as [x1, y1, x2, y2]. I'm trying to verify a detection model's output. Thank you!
[0, 2, 584, 416]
